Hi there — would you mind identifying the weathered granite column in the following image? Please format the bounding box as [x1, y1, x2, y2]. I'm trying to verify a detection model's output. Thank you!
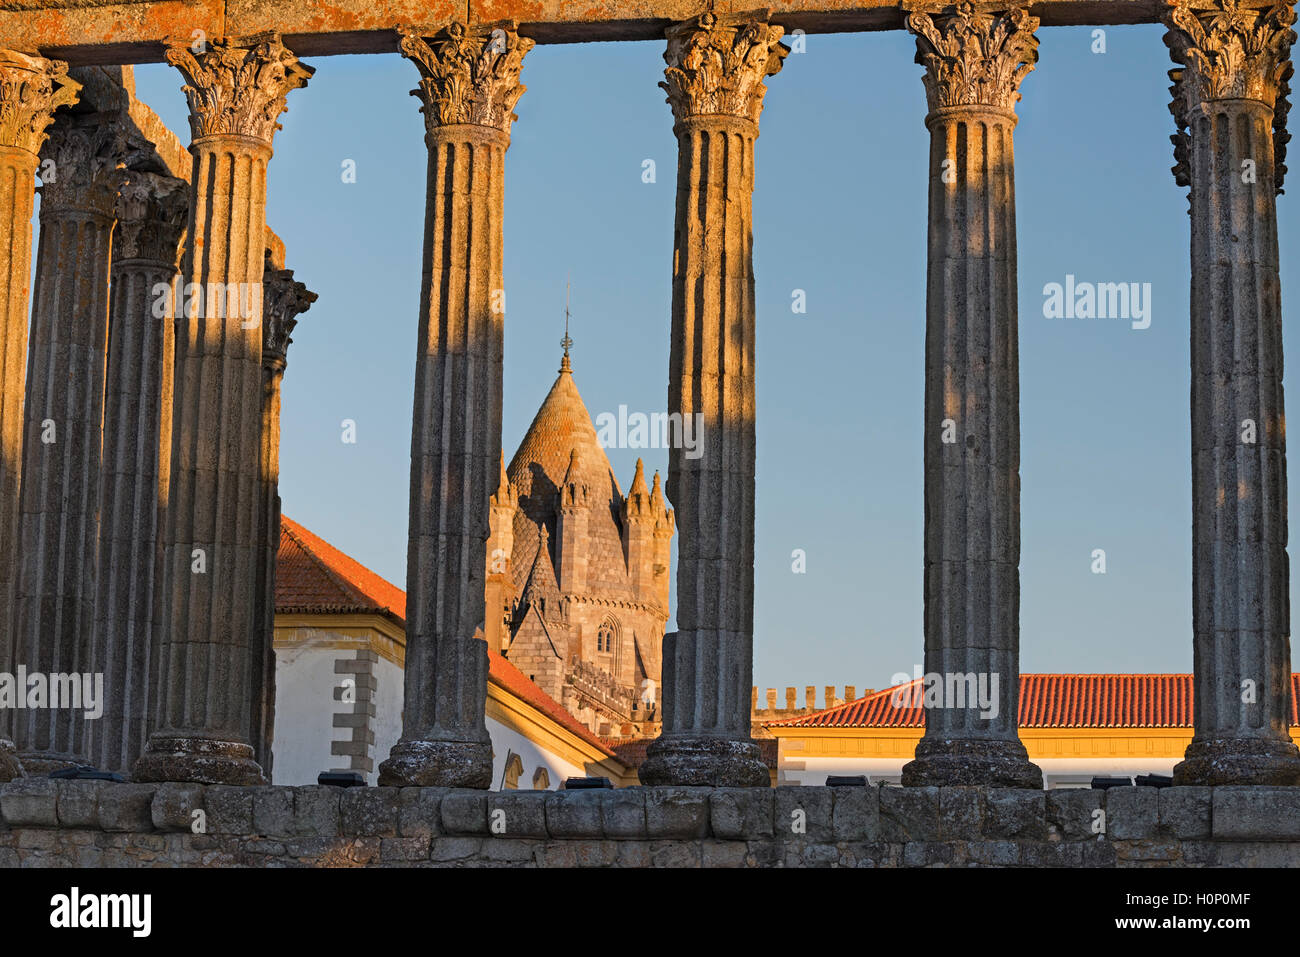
[251, 257, 314, 777]
[901, 3, 1043, 788]
[378, 22, 532, 788]
[1166, 0, 1300, 785]
[134, 35, 312, 785]
[639, 12, 787, 788]
[12, 108, 125, 774]
[0, 51, 79, 781]
[87, 171, 186, 774]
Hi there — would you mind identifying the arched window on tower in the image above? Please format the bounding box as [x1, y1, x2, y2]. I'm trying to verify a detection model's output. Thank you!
[596, 617, 619, 668]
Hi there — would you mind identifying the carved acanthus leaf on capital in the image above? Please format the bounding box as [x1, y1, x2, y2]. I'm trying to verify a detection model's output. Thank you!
[165, 33, 314, 144]
[1278, 62, 1294, 185]
[906, 2, 1040, 114]
[38, 113, 129, 216]
[1165, 0, 1296, 103]
[397, 22, 534, 135]
[0, 50, 80, 157]
[115, 170, 188, 264]
[1165, 0, 1296, 190]
[661, 12, 789, 125]
[262, 258, 316, 369]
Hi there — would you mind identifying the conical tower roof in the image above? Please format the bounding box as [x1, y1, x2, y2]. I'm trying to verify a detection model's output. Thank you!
[507, 353, 632, 599]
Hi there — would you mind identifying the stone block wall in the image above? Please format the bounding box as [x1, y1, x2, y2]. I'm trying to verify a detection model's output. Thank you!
[1, 781, 1299, 867]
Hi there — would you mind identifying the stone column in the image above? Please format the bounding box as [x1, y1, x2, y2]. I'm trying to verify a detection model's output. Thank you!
[378, 22, 532, 788]
[0, 51, 80, 781]
[901, 3, 1043, 788]
[11, 108, 125, 774]
[639, 12, 787, 788]
[134, 35, 312, 785]
[87, 171, 187, 775]
[251, 257, 315, 777]
[1166, 0, 1300, 786]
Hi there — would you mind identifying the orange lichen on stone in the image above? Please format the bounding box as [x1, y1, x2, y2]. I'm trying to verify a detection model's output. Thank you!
[230, 0, 461, 35]
[0, 0, 1172, 62]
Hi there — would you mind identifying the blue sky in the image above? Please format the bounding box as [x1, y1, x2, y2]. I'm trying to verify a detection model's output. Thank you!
[128, 22, 1288, 694]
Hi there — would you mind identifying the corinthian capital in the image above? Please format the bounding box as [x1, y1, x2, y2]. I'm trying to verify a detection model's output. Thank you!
[1166, 0, 1295, 104]
[0, 50, 81, 156]
[397, 22, 534, 136]
[38, 112, 128, 217]
[906, 2, 1040, 115]
[262, 257, 316, 370]
[115, 171, 188, 265]
[165, 33, 314, 145]
[1165, 0, 1296, 188]
[661, 12, 789, 126]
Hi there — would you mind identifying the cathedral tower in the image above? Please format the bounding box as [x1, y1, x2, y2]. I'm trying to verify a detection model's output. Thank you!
[500, 337, 674, 736]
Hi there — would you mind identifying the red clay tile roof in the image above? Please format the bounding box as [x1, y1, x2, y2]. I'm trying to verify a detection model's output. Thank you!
[277, 516, 407, 624]
[767, 674, 1300, 730]
[276, 516, 614, 759]
[488, 656, 616, 759]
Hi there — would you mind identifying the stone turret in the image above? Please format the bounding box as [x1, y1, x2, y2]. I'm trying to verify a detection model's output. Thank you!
[486, 451, 519, 654]
[622, 458, 656, 602]
[557, 447, 590, 595]
[502, 341, 674, 736]
[650, 469, 674, 612]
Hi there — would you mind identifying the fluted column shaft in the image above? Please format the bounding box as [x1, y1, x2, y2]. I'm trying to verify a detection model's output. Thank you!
[134, 35, 312, 785]
[253, 360, 282, 777]
[902, 4, 1042, 788]
[379, 22, 531, 788]
[640, 12, 787, 788]
[252, 262, 314, 778]
[1167, 0, 1300, 785]
[12, 109, 123, 773]
[88, 172, 186, 774]
[0, 50, 79, 781]
[920, 111, 1021, 737]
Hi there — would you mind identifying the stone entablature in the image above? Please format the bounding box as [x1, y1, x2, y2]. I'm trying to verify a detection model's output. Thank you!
[0, 0, 1242, 60]
[3, 780, 1300, 867]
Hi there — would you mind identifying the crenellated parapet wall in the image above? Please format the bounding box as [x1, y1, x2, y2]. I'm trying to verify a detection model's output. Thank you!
[752, 685, 871, 726]
[567, 658, 639, 716]
[2, 780, 1299, 867]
